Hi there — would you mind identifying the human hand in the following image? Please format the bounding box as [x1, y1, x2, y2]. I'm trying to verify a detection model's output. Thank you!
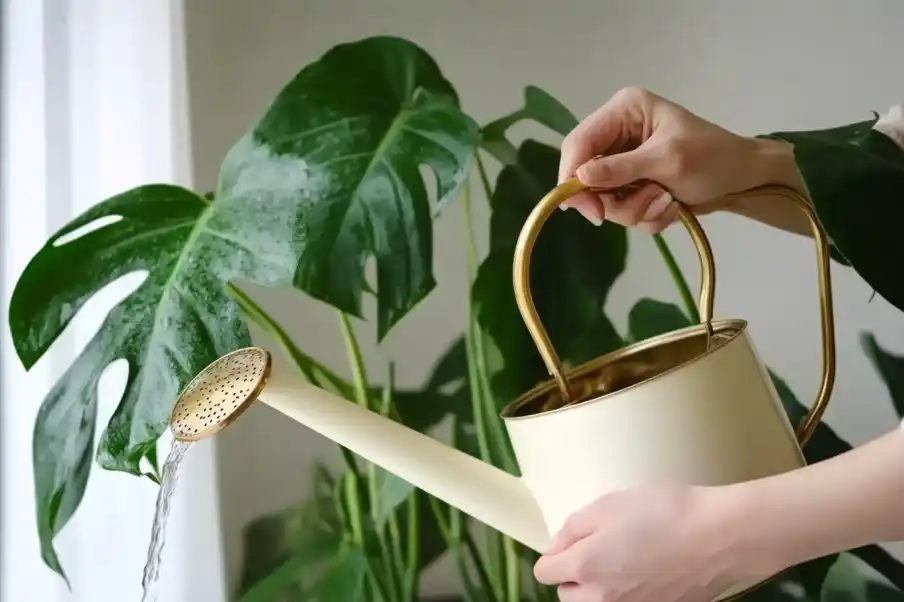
[533, 484, 754, 602]
[558, 87, 795, 232]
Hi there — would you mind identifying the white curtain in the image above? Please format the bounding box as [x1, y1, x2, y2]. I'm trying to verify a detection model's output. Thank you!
[1, 1, 228, 600]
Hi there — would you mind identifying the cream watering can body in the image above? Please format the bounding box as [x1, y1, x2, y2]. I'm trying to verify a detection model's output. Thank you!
[170, 179, 837, 601]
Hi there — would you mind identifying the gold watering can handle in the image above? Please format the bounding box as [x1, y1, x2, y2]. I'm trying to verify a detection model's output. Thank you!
[512, 178, 836, 447]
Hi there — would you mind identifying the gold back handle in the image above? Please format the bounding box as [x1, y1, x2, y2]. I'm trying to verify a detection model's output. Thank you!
[512, 178, 836, 447]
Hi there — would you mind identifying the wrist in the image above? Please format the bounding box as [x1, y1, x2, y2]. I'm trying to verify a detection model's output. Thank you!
[749, 137, 809, 196]
[695, 484, 791, 583]
[705, 431, 904, 582]
[723, 137, 815, 236]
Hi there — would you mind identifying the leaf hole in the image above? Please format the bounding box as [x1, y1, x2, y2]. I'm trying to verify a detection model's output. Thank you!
[53, 214, 123, 247]
[418, 164, 439, 208]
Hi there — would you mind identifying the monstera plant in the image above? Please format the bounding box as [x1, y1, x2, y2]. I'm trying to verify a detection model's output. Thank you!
[8, 35, 904, 602]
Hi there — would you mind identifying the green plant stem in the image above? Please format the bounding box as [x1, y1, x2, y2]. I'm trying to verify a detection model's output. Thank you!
[652, 234, 699, 322]
[427, 493, 499, 602]
[226, 282, 366, 484]
[464, 531, 504, 602]
[502, 536, 520, 602]
[461, 180, 494, 466]
[470, 156, 522, 602]
[404, 490, 420, 600]
[476, 152, 494, 208]
[380, 367, 413, 600]
[342, 474, 366, 544]
[225, 282, 351, 394]
[338, 312, 371, 409]
[337, 311, 403, 600]
[464, 166, 518, 472]
[464, 319, 494, 461]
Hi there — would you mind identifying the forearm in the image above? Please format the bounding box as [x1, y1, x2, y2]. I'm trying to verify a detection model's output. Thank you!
[717, 427, 904, 579]
[727, 106, 904, 242]
[723, 137, 815, 238]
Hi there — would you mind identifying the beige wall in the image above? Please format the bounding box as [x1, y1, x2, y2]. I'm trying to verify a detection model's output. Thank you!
[183, 0, 904, 595]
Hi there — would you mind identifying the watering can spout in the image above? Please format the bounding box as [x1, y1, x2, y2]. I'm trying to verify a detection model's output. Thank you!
[168, 347, 551, 553]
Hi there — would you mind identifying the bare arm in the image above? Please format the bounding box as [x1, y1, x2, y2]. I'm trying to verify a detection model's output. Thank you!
[717, 427, 904, 578]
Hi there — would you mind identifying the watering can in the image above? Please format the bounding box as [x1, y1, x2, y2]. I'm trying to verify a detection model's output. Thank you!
[169, 178, 836, 601]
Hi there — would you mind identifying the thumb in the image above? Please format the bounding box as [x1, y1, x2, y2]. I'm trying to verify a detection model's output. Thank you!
[575, 145, 659, 190]
[544, 500, 603, 555]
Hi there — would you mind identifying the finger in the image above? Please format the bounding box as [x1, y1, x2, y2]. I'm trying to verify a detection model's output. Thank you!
[641, 188, 674, 223]
[534, 536, 596, 585]
[544, 499, 606, 556]
[556, 583, 599, 602]
[639, 201, 680, 234]
[558, 100, 629, 184]
[562, 192, 607, 225]
[575, 144, 662, 191]
[601, 181, 666, 227]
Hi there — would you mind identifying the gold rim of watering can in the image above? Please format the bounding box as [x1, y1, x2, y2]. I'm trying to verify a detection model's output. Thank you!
[511, 178, 836, 447]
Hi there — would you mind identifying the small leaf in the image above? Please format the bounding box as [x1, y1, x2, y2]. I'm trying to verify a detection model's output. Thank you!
[304, 546, 367, 602]
[237, 495, 344, 601]
[522, 86, 581, 135]
[860, 332, 904, 418]
[217, 35, 481, 340]
[766, 118, 904, 312]
[794, 555, 842, 601]
[820, 553, 870, 602]
[371, 469, 414, 524]
[482, 85, 579, 165]
[472, 140, 627, 401]
[627, 298, 691, 343]
[848, 544, 904, 593]
[768, 369, 853, 466]
[866, 582, 904, 602]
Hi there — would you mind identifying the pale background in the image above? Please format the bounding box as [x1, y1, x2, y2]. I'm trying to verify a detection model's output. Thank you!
[3, 0, 904, 600]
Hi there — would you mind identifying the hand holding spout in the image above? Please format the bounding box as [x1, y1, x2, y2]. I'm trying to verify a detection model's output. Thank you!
[535, 432, 904, 602]
[533, 484, 743, 602]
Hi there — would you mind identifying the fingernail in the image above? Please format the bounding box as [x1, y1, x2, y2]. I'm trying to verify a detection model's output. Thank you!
[653, 189, 672, 206]
[579, 204, 604, 226]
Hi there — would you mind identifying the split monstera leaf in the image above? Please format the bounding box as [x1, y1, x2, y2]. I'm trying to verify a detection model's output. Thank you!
[8, 36, 480, 579]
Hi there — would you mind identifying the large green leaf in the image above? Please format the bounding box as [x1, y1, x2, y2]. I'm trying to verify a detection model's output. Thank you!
[861, 332, 904, 418]
[627, 297, 691, 343]
[766, 118, 904, 311]
[472, 140, 627, 401]
[10, 35, 482, 579]
[217, 35, 481, 340]
[7, 185, 295, 576]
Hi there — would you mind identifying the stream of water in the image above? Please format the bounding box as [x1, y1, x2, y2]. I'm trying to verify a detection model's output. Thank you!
[140, 440, 193, 602]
